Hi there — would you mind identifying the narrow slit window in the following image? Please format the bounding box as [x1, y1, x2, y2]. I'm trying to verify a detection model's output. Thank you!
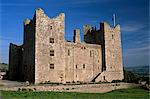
[76, 65, 77, 69]
[68, 49, 70, 56]
[50, 50, 54, 56]
[83, 64, 85, 69]
[112, 35, 114, 39]
[90, 51, 92, 57]
[103, 76, 105, 80]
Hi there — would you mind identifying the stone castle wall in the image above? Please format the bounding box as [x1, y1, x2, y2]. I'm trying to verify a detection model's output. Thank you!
[96, 23, 124, 82]
[65, 42, 102, 83]
[34, 9, 66, 83]
[9, 8, 124, 84]
[22, 17, 36, 82]
[9, 43, 22, 80]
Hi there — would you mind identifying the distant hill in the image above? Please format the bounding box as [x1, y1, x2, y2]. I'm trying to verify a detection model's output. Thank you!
[125, 66, 149, 77]
[0, 63, 8, 72]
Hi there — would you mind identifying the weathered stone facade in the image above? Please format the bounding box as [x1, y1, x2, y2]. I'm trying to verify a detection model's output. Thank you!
[9, 8, 124, 84]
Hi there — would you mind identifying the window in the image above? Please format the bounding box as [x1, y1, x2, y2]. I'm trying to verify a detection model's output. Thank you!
[83, 64, 85, 69]
[103, 76, 105, 80]
[81, 47, 86, 49]
[90, 51, 92, 57]
[50, 26, 52, 29]
[50, 64, 54, 69]
[76, 65, 77, 69]
[113, 54, 115, 57]
[50, 50, 54, 56]
[68, 49, 70, 56]
[50, 38, 54, 43]
[112, 34, 114, 39]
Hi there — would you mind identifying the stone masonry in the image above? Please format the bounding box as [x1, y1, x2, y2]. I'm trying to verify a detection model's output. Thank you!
[8, 8, 124, 84]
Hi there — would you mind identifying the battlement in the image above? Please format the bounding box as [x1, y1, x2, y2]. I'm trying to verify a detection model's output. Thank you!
[34, 8, 65, 21]
[100, 22, 120, 32]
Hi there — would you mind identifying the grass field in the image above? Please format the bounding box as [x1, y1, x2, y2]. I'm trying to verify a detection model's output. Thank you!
[0, 88, 149, 99]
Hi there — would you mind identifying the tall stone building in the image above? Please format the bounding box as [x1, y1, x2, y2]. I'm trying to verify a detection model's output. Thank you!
[9, 8, 124, 84]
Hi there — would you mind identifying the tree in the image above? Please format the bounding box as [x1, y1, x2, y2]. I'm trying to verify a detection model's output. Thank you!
[123, 69, 138, 83]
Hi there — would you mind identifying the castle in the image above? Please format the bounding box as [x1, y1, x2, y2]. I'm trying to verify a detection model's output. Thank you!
[8, 8, 124, 84]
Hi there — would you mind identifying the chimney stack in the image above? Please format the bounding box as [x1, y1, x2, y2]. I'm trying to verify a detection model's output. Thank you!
[73, 29, 81, 43]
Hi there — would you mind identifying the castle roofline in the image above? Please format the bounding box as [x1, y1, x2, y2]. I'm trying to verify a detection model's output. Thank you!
[34, 8, 65, 20]
[100, 22, 120, 30]
[10, 43, 23, 47]
[101, 22, 120, 27]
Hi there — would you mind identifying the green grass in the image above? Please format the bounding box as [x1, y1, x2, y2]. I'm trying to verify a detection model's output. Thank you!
[0, 88, 149, 99]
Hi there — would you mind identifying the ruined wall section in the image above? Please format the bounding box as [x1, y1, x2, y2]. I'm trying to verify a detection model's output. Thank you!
[9, 43, 22, 80]
[83, 25, 103, 45]
[65, 42, 102, 83]
[35, 8, 66, 83]
[22, 17, 35, 82]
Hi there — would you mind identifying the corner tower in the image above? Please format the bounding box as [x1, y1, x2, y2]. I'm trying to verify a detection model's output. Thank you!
[96, 22, 124, 82]
[34, 8, 66, 84]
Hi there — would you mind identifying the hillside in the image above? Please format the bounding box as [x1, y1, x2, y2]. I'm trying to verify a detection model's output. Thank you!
[125, 66, 149, 77]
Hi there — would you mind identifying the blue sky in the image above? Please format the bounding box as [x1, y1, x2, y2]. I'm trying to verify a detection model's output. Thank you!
[0, 0, 149, 67]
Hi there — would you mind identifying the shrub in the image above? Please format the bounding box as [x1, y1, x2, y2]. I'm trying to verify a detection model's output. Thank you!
[111, 80, 122, 83]
[123, 70, 139, 83]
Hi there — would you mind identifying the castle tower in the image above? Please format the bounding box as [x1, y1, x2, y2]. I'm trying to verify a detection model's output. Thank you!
[22, 13, 36, 82]
[96, 22, 124, 82]
[73, 29, 81, 43]
[34, 8, 66, 84]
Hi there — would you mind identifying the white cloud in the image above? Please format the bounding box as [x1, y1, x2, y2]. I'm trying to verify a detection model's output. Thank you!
[124, 46, 150, 55]
[123, 46, 150, 66]
[122, 24, 145, 32]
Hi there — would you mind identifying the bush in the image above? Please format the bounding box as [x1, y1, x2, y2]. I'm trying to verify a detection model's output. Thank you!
[123, 70, 139, 83]
[21, 88, 27, 91]
[111, 80, 122, 83]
